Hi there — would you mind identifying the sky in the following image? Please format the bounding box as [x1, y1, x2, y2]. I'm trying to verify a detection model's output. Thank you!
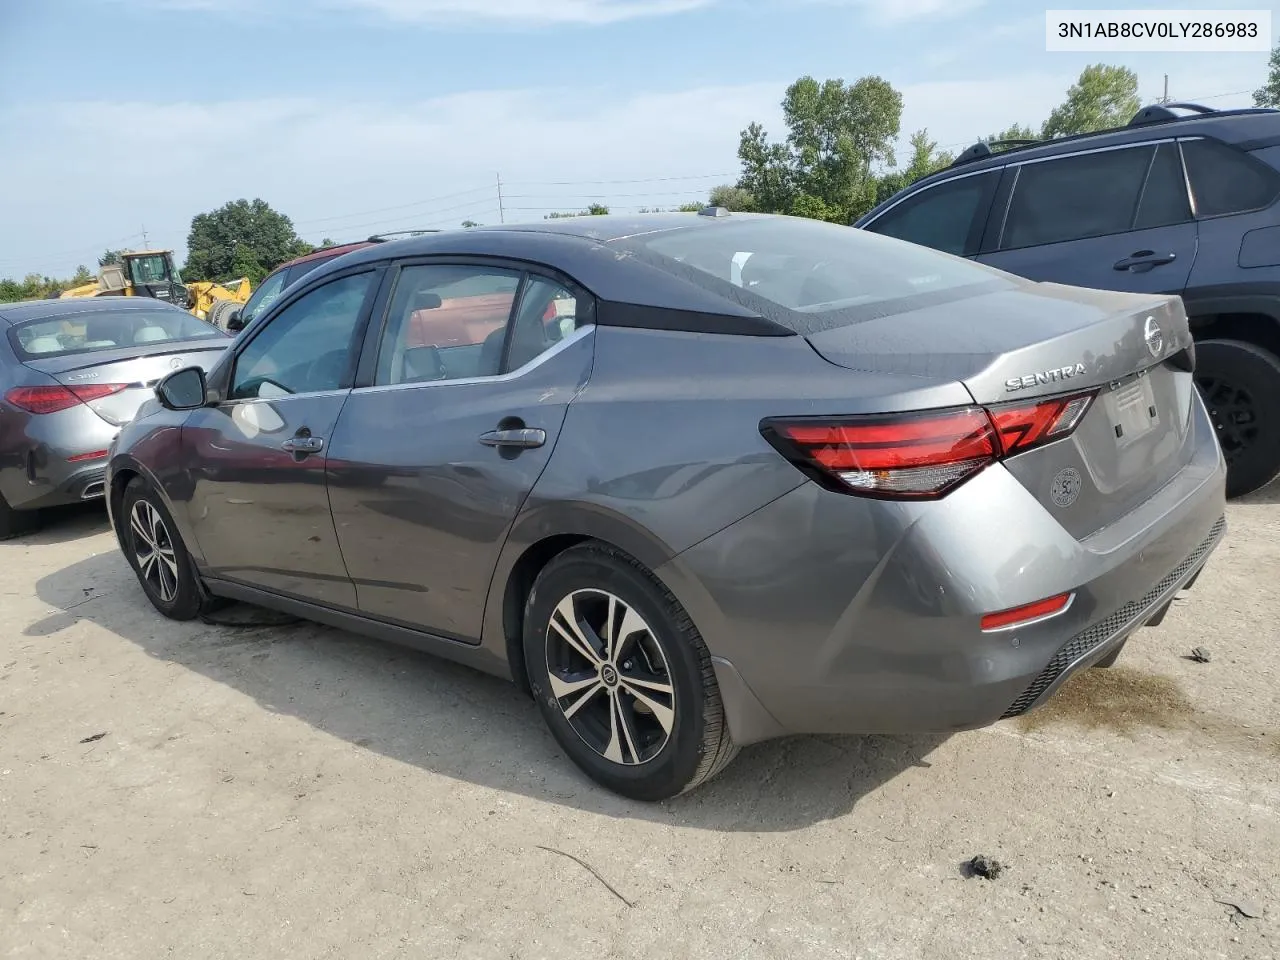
[1, 0, 1277, 278]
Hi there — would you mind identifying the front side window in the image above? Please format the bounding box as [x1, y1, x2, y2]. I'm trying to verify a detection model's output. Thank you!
[9, 308, 226, 358]
[864, 171, 996, 256]
[238, 268, 290, 326]
[230, 272, 372, 400]
[1181, 137, 1280, 217]
[373, 264, 521, 386]
[1000, 146, 1154, 249]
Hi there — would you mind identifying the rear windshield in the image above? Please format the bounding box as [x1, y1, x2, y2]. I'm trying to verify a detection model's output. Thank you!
[8, 308, 225, 359]
[629, 215, 1011, 329]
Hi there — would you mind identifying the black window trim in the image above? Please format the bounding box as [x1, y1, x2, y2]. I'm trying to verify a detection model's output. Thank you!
[352, 253, 596, 391]
[991, 140, 1194, 252]
[1176, 134, 1280, 221]
[212, 262, 386, 405]
[859, 164, 999, 234]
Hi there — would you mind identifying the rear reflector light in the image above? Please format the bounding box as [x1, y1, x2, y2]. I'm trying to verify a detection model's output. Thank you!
[4, 383, 128, 415]
[67, 450, 109, 463]
[981, 592, 1073, 631]
[761, 389, 1097, 500]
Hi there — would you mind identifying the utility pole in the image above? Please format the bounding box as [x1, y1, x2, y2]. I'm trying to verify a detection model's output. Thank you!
[496, 173, 505, 224]
[141, 224, 150, 248]
[1160, 75, 1170, 104]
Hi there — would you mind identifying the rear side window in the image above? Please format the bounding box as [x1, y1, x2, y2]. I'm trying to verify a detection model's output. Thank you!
[1001, 146, 1155, 249]
[864, 171, 996, 256]
[1181, 137, 1280, 217]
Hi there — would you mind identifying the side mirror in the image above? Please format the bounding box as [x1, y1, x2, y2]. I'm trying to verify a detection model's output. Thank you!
[156, 366, 208, 411]
[226, 310, 245, 333]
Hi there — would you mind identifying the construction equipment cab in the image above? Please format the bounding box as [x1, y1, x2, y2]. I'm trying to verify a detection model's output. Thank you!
[61, 250, 191, 308]
[855, 101, 1280, 499]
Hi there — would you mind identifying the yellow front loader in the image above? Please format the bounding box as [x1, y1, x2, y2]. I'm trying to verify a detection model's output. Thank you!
[60, 250, 251, 325]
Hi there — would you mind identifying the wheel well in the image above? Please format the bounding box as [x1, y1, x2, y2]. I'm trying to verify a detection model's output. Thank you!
[500, 534, 593, 694]
[109, 468, 138, 539]
[1192, 312, 1280, 360]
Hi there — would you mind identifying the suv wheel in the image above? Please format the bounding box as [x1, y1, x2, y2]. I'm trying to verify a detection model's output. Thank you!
[1194, 338, 1280, 498]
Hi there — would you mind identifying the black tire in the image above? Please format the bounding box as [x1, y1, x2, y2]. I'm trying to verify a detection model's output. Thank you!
[206, 298, 238, 330]
[1194, 338, 1280, 499]
[0, 491, 40, 541]
[523, 542, 738, 801]
[1092, 640, 1125, 668]
[119, 477, 203, 620]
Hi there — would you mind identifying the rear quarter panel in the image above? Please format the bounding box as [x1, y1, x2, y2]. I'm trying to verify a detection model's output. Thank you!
[480, 323, 974, 651]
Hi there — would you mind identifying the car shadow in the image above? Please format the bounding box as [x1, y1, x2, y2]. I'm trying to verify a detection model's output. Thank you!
[32, 550, 950, 832]
[1, 501, 110, 547]
[1234, 477, 1280, 505]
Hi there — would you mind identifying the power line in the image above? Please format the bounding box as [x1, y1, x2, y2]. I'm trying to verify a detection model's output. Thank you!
[502, 173, 735, 186]
[292, 184, 494, 229]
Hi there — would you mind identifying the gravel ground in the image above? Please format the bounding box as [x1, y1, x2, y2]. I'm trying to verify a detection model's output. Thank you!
[1, 486, 1277, 960]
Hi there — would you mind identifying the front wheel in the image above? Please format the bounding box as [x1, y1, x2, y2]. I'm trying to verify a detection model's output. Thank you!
[523, 543, 738, 801]
[120, 478, 203, 620]
[1194, 338, 1280, 499]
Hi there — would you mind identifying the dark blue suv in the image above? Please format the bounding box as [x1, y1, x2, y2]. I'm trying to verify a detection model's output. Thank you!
[856, 102, 1280, 498]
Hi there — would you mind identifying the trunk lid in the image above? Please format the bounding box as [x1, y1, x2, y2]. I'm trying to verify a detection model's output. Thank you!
[804, 282, 1199, 538]
[23, 340, 228, 426]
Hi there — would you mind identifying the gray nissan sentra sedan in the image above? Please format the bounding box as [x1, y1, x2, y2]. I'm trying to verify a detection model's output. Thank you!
[103, 210, 1227, 800]
[0, 297, 230, 539]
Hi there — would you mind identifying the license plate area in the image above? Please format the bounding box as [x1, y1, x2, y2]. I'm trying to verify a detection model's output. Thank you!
[1103, 374, 1159, 446]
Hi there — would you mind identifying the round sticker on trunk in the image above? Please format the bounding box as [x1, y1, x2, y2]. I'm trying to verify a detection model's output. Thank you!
[1050, 467, 1082, 508]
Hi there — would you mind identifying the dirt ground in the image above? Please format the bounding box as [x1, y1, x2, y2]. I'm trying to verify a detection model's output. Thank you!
[2, 485, 1278, 960]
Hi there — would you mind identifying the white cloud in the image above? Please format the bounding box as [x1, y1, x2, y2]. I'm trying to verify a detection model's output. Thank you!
[117, 0, 714, 25]
[0, 84, 783, 275]
[808, 0, 985, 22]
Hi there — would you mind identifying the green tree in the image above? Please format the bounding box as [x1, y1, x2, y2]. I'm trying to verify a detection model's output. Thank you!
[736, 75, 904, 223]
[708, 185, 756, 211]
[984, 123, 1039, 146]
[70, 265, 93, 286]
[1255, 38, 1280, 107]
[677, 201, 703, 212]
[184, 198, 312, 285]
[460, 220, 481, 228]
[874, 129, 954, 203]
[99, 249, 124, 267]
[318, 238, 337, 248]
[1041, 64, 1141, 139]
[545, 203, 610, 219]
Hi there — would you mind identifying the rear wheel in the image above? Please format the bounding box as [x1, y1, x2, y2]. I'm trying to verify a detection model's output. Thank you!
[120, 477, 203, 620]
[523, 543, 738, 801]
[1194, 338, 1280, 498]
[0, 491, 40, 541]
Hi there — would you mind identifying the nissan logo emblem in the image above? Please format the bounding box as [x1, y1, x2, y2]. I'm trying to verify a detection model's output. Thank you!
[1143, 316, 1164, 358]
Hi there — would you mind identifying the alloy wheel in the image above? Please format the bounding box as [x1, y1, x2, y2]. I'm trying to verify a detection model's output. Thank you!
[130, 500, 179, 603]
[544, 589, 675, 766]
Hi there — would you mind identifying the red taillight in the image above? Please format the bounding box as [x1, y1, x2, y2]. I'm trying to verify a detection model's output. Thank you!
[4, 383, 127, 415]
[762, 388, 1097, 500]
[67, 450, 109, 463]
[981, 592, 1073, 631]
[988, 390, 1096, 457]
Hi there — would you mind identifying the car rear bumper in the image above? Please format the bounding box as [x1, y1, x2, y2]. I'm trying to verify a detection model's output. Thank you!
[658, 393, 1228, 744]
[0, 407, 117, 511]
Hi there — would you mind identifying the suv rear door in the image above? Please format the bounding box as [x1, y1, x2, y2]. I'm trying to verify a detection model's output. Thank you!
[976, 142, 1198, 296]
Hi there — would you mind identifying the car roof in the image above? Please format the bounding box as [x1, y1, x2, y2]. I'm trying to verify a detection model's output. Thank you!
[329, 211, 770, 269]
[0, 296, 191, 326]
[884, 105, 1280, 200]
[282, 241, 372, 270]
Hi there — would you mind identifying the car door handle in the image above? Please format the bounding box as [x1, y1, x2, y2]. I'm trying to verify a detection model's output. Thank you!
[478, 428, 546, 449]
[1113, 251, 1177, 271]
[281, 435, 325, 454]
